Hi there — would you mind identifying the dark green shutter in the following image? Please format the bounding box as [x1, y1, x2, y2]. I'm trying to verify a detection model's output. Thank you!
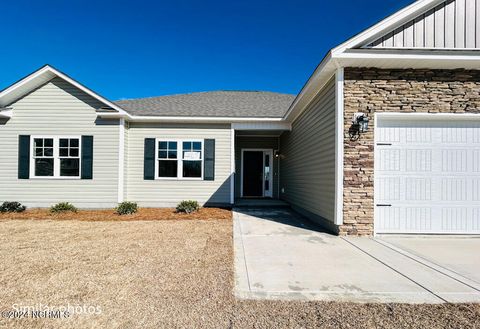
[81, 136, 94, 179]
[18, 135, 30, 179]
[144, 138, 155, 180]
[204, 139, 215, 181]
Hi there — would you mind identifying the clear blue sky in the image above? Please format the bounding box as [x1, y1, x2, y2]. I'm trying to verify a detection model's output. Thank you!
[1, 0, 412, 100]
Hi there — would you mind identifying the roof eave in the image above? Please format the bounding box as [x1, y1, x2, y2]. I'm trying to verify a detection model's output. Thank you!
[97, 112, 285, 123]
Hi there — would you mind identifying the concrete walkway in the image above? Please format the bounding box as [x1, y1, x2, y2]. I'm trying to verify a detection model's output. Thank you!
[233, 208, 480, 303]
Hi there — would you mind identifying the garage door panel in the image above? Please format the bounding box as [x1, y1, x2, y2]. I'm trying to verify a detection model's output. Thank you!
[375, 118, 480, 234]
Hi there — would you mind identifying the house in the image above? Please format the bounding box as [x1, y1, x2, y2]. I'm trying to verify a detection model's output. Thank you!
[1, 0, 479, 236]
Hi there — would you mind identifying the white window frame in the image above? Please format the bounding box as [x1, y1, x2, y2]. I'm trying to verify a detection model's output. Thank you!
[30, 135, 82, 179]
[155, 138, 204, 180]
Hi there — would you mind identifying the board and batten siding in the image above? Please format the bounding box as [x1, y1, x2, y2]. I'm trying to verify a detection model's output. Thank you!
[280, 77, 336, 226]
[234, 136, 279, 199]
[365, 0, 480, 49]
[125, 123, 232, 206]
[0, 77, 120, 208]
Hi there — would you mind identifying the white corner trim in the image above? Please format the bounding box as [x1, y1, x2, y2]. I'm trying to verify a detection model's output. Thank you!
[230, 127, 235, 204]
[118, 118, 125, 203]
[334, 68, 344, 226]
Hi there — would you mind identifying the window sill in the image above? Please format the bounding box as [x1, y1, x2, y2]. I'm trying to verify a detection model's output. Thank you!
[29, 177, 82, 180]
[155, 178, 204, 181]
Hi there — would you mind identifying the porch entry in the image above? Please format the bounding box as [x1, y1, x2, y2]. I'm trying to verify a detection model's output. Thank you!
[241, 149, 273, 198]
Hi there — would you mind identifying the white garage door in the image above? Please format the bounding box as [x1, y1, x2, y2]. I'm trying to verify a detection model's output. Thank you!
[375, 115, 480, 234]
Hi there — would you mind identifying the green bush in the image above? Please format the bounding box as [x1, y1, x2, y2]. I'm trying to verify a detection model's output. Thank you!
[176, 200, 200, 214]
[50, 202, 77, 214]
[116, 201, 138, 215]
[0, 201, 26, 213]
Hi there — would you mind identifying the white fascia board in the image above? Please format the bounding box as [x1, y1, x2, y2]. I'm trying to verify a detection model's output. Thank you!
[337, 50, 480, 61]
[231, 122, 291, 130]
[282, 51, 337, 122]
[335, 51, 480, 70]
[0, 109, 13, 118]
[332, 0, 443, 54]
[97, 113, 286, 123]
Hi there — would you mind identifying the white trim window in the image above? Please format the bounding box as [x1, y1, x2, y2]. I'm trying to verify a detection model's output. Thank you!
[156, 139, 203, 179]
[31, 136, 81, 178]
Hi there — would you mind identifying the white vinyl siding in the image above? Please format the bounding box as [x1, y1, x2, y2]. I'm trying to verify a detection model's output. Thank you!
[0, 77, 120, 208]
[280, 77, 336, 223]
[375, 116, 480, 234]
[365, 0, 480, 49]
[126, 123, 231, 206]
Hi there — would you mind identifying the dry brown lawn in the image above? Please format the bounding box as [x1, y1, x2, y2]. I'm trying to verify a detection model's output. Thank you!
[0, 207, 232, 221]
[0, 218, 479, 328]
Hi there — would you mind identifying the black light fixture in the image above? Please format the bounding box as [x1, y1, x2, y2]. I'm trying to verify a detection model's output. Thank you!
[348, 112, 369, 140]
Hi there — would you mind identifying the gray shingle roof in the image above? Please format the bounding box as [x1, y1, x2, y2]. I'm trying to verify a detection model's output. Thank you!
[114, 91, 295, 118]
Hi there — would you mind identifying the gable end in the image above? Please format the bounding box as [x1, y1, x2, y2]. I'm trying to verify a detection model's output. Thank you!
[363, 0, 480, 49]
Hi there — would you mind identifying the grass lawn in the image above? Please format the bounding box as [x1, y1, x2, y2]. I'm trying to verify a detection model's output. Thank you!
[0, 217, 479, 328]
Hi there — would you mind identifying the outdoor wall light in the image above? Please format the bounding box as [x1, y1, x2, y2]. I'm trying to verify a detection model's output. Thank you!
[348, 112, 369, 140]
[274, 150, 280, 158]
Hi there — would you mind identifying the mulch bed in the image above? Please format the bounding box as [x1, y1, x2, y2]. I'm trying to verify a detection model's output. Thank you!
[0, 207, 232, 221]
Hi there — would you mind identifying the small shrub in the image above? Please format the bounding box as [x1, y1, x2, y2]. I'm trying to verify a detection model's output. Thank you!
[176, 200, 200, 214]
[116, 201, 138, 215]
[0, 201, 26, 213]
[50, 202, 77, 213]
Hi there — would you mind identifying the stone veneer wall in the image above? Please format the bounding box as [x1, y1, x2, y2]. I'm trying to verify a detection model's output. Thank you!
[342, 68, 480, 236]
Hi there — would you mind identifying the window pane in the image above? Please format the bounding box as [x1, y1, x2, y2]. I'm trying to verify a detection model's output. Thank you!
[159, 141, 168, 150]
[35, 158, 54, 176]
[183, 160, 201, 178]
[34, 139, 43, 147]
[70, 148, 79, 157]
[44, 147, 54, 157]
[70, 139, 79, 147]
[44, 139, 53, 147]
[60, 139, 68, 147]
[183, 142, 191, 150]
[60, 158, 80, 176]
[158, 160, 177, 177]
[159, 151, 168, 159]
[35, 148, 43, 156]
[169, 142, 177, 150]
[168, 150, 177, 159]
[193, 142, 201, 151]
[59, 148, 69, 157]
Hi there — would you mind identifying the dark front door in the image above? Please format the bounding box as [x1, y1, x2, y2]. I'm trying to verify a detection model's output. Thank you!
[243, 151, 263, 197]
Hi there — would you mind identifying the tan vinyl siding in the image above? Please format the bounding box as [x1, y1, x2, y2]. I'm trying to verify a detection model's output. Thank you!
[126, 123, 232, 206]
[0, 77, 119, 208]
[280, 77, 336, 223]
[234, 136, 279, 198]
[366, 0, 480, 49]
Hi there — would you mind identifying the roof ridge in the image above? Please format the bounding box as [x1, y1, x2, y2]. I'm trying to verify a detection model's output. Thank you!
[114, 90, 295, 103]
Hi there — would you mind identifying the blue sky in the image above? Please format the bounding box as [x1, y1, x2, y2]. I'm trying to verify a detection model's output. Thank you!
[1, 0, 412, 100]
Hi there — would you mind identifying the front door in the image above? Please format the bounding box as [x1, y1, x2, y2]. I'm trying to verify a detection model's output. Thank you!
[242, 150, 273, 198]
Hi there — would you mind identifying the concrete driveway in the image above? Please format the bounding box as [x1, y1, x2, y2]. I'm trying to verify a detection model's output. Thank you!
[233, 208, 480, 303]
